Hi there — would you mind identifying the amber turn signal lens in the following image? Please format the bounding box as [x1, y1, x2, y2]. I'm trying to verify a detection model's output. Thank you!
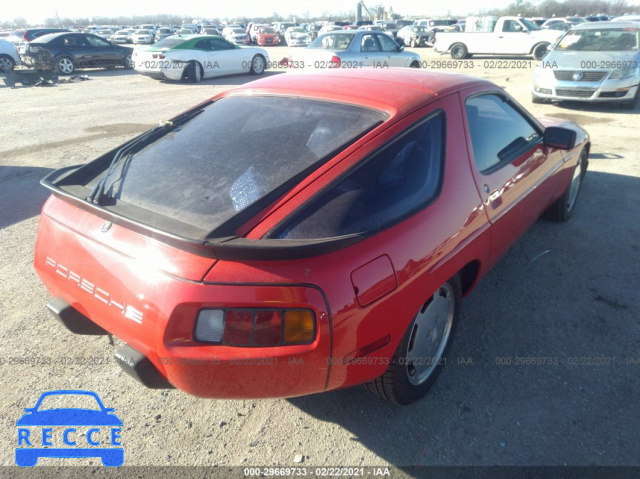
[284, 310, 315, 344]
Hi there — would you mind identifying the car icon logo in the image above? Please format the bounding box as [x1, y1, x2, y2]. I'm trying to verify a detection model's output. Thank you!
[15, 390, 123, 467]
[572, 72, 584, 81]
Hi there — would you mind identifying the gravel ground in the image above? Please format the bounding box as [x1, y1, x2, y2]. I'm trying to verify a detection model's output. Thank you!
[1, 46, 639, 474]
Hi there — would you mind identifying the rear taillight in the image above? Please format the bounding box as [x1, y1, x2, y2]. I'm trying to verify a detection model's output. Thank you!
[330, 55, 341, 68]
[194, 308, 315, 346]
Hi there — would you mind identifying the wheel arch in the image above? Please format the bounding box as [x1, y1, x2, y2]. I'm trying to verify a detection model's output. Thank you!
[457, 259, 481, 297]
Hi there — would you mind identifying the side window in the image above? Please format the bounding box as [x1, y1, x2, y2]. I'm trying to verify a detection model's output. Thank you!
[465, 94, 541, 173]
[211, 38, 234, 50]
[273, 111, 445, 239]
[502, 20, 522, 32]
[86, 35, 110, 47]
[194, 39, 212, 50]
[360, 34, 380, 52]
[377, 33, 399, 52]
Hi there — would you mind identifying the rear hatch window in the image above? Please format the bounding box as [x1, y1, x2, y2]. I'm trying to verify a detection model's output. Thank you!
[52, 96, 387, 240]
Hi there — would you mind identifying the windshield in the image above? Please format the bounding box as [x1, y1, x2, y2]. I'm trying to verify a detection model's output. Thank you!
[232, 28, 245, 34]
[89, 96, 387, 236]
[519, 18, 541, 30]
[430, 20, 450, 26]
[556, 28, 639, 51]
[158, 28, 172, 33]
[259, 28, 276, 34]
[309, 33, 355, 50]
[136, 30, 149, 34]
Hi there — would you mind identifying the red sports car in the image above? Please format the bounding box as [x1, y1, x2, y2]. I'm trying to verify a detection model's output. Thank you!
[34, 70, 589, 404]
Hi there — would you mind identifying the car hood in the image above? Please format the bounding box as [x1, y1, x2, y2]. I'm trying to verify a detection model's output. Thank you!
[531, 29, 564, 42]
[16, 409, 123, 426]
[542, 50, 640, 69]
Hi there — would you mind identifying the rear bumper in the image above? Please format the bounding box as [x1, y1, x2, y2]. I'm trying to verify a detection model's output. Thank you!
[34, 201, 332, 398]
[20, 53, 54, 70]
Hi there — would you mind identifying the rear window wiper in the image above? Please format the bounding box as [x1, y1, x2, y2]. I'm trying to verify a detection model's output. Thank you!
[86, 106, 208, 205]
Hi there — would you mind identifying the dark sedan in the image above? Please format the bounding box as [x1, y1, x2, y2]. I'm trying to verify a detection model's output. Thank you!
[20, 32, 133, 74]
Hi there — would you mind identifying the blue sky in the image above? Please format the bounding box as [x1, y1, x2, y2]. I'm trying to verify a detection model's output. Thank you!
[4, 0, 512, 24]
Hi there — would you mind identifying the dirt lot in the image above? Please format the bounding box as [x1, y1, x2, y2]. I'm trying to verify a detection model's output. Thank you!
[1, 45, 639, 474]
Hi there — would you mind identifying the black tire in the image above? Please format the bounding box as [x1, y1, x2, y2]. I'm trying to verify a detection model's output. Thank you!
[55, 56, 75, 75]
[365, 274, 462, 405]
[186, 60, 203, 83]
[532, 42, 550, 61]
[450, 43, 468, 60]
[543, 149, 587, 222]
[409, 60, 420, 68]
[249, 54, 266, 75]
[620, 87, 639, 110]
[426, 34, 435, 44]
[123, 53, 133, 69]
[0, 54, 15, 72]
[531, 94, 544, 104]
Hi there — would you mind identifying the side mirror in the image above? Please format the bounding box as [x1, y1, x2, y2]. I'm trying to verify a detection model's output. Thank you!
[544, 126, 576, 150]
[397, 44, 405, 52]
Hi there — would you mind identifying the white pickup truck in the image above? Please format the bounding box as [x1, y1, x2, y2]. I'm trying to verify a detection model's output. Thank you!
[434, 16, 562, 60]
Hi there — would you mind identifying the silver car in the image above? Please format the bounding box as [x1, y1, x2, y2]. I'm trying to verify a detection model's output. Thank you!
[284, 27, 311, 47]
[224, 27, 248, 45]
[532, 21, 640, 109]
[286, 30, 421, 70]
[0, 38, 20, 71]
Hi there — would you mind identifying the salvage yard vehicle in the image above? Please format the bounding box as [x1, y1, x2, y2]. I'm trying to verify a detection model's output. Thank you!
[224, 27, 249, 45]
[435, 15, 562, 60]
[532, 21, 640, 108]
[284, 27, 311, 47]
[110, 29, 134, 44]
[396, 25, 435, 47]
[132, 35, 269, 82]
[0, 38, 20, 72]
[132, 29, 154, 44]
[254, 27, 280, 46]
[34, 69, 590, 404]
[285, 30, 422, 69]
[154, 27, 174, 43]
[20, 32, 133, 74]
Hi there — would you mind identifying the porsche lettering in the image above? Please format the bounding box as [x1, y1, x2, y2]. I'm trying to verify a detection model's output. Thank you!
[44, 257, 143, 324]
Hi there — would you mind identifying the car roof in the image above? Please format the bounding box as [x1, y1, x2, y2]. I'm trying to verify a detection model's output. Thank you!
[226, 69, 492, 118]
[28, 32, 79, 43]
[572, 20, 640, 30]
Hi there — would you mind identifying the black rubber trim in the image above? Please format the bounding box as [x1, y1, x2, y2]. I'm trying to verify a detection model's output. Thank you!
[115, 345, 174, 389]
[46, 297, 109, 335]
